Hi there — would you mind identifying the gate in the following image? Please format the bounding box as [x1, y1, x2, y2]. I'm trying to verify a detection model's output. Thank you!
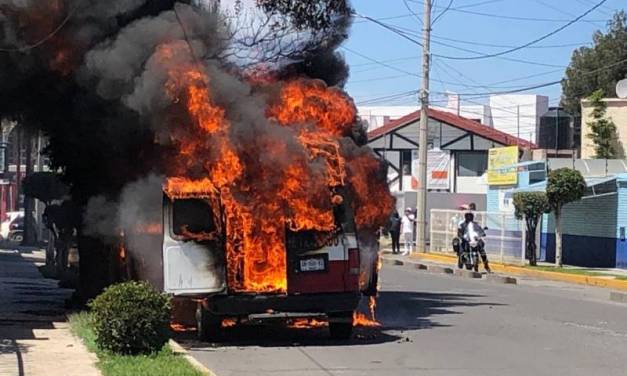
[429, 209, 527, 265]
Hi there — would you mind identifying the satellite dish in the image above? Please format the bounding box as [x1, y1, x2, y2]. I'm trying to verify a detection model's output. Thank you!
[617, 79, 627, 99]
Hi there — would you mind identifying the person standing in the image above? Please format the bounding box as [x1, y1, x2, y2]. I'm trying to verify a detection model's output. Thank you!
[387, 211, 401, 254]
[401, 208, 415, 256]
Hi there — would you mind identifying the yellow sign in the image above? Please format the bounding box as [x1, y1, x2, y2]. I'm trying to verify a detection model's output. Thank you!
[487, 146, 519, 186]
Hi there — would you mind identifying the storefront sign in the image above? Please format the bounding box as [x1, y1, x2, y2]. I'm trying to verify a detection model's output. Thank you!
[487, 146, 518, 186]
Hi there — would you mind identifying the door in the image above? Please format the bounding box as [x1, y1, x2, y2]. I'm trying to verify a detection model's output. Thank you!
[162, 196, 226, 295]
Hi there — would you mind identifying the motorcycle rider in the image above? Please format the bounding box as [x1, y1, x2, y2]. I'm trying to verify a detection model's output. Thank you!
[457, 210, 491, 273]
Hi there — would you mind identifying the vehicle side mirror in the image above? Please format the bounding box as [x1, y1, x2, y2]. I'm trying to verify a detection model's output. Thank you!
[483, 226, 489, 231]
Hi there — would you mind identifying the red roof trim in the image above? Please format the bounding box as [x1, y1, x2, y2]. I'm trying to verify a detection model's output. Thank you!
[367, 108, 536, 149]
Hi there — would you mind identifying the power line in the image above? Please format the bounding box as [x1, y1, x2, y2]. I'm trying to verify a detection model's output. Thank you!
[432, 0, 454, 25]
[345, 47, 562, 90]
[0, 7, 75, 52]
[432, 0, 609, 60]
[431, 35, 591, 50]
[409, 0, 609, 23]
[355, 15, 570, 67]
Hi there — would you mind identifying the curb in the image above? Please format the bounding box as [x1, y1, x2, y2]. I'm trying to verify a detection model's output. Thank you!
[410, 252, 627, 291]
[169, 339, 218, 376]
[381, 255, 517, 285]
[427, 265, 454, 275]
[610, 291, 627, 304]
[485, 274, 517, 285]
[453, 269, 482, 279]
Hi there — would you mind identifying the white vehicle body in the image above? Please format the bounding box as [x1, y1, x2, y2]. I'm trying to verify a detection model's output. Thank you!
[0, 211, 23, 240]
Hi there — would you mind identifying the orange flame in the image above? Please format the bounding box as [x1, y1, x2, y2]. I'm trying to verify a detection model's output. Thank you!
[156, 41, 393, 294]
[288, 318, 328, 329]
[267, 79, 357, 137]
[221, 318, 237, 328]
[170, 323, 196, 332]
[353, 297, 381, 327]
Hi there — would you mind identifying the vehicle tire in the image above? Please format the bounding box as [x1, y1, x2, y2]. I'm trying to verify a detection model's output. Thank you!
[10, 232, 23, 243]
[328, 312, 353, 340]
[196, 305, 222, 341]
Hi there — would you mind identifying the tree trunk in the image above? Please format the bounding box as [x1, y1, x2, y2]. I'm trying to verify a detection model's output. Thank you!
[555, 209, 562, 267]
[22, 128, 36, 246]
[14, 127, 21, 210]
[526, 215, 538, 266]
[46, 229, 56, 266]
[76, 234, 118, 303]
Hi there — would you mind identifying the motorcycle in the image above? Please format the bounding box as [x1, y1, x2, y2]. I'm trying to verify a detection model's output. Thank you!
[453, 223, 488, 272]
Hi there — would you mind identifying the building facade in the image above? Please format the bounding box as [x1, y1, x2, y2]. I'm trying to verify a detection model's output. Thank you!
[581, 98, 627, 159]
[489, 94, 549, 145]
[367, 108, 534, 195]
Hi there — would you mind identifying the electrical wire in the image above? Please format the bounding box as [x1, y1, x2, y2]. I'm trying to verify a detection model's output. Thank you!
[432, 0, 454, 25]
[432, 0, 609, 60]
[354, 15, 570, 68]
[0, 7, 75, 53]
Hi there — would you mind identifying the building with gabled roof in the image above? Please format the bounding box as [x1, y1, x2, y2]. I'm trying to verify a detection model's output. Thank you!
[367, 108, 534, 195]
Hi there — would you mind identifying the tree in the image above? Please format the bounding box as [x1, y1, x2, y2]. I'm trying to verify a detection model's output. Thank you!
[561, 11, 627, 116]
[22, 172, 69, 206]
[546, 169, 586, 267]
[513, 192, 550, 266]
[22, 172, 69, 266]
[586, 89, 623, 158]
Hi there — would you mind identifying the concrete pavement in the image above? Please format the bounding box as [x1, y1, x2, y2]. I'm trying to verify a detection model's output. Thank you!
[180, 263, 627, 376]
[0, 248, 100, 376]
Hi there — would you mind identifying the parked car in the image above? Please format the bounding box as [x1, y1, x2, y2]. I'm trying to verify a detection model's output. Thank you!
[8, 216, 25, 242]
[0, 211, 23, 241]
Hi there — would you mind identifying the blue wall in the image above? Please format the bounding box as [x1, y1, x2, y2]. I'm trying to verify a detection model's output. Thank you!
[541, 233, 617, 268]
[540, 179, 627, 269]
[615, 177, 627, 268]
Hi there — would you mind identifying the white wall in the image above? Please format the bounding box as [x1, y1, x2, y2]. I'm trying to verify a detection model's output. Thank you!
[435, 105, 493, 126]
[358, 106, 418, 131]
[456, 175, 488, 194]
[489, 94, 549, 144]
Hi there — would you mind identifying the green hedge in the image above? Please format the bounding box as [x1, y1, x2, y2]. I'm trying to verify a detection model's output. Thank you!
[89, 281, 171, 355]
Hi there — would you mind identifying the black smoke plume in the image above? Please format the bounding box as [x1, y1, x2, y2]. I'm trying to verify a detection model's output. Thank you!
[0, 0, 364, 299]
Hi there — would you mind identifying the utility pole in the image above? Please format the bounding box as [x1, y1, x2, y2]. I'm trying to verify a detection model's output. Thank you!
[416, 0, 431, 253]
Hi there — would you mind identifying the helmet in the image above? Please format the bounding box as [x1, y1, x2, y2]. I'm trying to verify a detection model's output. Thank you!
[464, 212, 474, 222]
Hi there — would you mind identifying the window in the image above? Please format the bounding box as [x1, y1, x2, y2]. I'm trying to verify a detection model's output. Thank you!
[172, 199, 216, 237]
[457, 152, 488, 177]
[401, 150, 412, 175]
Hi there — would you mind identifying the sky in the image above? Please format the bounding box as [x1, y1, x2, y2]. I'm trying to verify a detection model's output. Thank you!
[343, 0, 625, 110]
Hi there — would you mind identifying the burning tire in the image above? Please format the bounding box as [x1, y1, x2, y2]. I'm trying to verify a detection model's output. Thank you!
[196, 304, 222, 341]
[328, 311, 353, 340]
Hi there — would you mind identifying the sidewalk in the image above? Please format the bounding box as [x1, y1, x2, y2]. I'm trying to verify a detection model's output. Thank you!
[381, 248, 627, 292]
[0, 247, 100, 376]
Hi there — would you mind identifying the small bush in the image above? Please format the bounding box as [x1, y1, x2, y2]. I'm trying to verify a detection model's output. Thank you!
[89, 281, 171, 355]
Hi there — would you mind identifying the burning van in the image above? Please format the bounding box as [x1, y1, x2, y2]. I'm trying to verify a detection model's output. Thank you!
[161, 183, 378, 340]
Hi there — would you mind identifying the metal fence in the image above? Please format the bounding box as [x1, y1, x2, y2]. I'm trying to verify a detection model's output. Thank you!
[429, 209, 526, 265]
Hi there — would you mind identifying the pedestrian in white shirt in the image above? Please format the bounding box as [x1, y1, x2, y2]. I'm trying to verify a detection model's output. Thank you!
[401, 208, 415, 255]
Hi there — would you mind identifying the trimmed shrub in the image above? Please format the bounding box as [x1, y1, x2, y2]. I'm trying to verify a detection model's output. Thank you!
[89, 281, 171, 355]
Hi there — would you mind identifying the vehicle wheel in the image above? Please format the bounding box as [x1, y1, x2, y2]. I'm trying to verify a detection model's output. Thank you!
[196, 304, 222, 341]
[328, 312, 353, 340]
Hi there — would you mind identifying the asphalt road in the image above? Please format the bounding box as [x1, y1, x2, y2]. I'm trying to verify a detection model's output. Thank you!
[180, 265, 627, 376]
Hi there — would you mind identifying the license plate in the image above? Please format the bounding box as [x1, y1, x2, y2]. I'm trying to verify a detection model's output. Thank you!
[299, 257, 325, 272]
